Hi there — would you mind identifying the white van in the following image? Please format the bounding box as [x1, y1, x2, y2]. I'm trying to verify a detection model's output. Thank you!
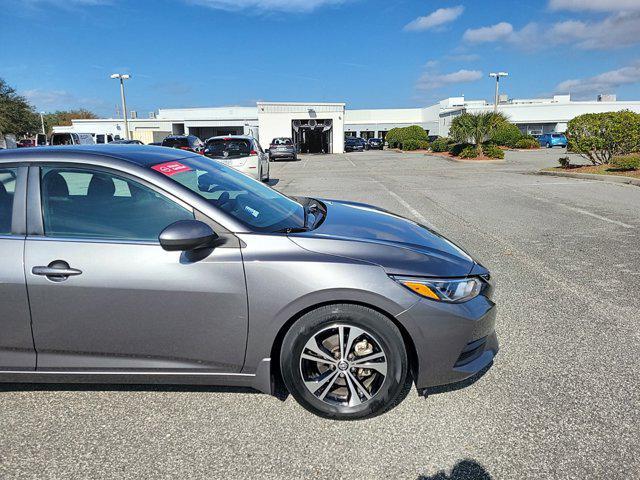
[50, 132, 95, 146]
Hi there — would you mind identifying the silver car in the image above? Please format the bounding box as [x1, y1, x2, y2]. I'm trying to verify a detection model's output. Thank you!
[0, 145, 498, 420]
[203, 135, 269, 182]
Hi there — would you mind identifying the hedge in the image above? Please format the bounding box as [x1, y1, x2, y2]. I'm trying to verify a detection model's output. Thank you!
[567, 110, 640, 165]
[514, 138, 540, 149]
[430, 137, 451, 152]
[490, 122, 523, 147]
[610, 154, 640, 171]
[402, 139, 430, 151]
[386, 125, 429, 149]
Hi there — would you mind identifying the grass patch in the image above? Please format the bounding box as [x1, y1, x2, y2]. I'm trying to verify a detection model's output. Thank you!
[545, 164, 640, 179]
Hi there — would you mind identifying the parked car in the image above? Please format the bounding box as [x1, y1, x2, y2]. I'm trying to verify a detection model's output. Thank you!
[203, 135, 269, 182]
[0, 145, 497, 420]
[538, 133, 567, 148]
[50, 132, 95, 146]
[345, 137, 365, 152]
[367, 138, 383, 150]
[109, 139, 144, 145]
[17, 139, 36, 148]
[161, 135, 204, 153]
[94, 133, 115, 144]
[268, 137, 297, 161]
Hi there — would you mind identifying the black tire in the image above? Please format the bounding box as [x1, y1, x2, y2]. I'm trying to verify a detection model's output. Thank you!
[280, 304, 411, 420]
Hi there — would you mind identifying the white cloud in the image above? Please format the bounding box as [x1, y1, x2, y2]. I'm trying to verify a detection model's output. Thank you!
[404, 6, 464, 32]
[462, 22, 513, 43]
[555, 61, 640, 97]
[447, 53, 481, 62]
[463, 13, 640, 50]
[549, 0, 640, 12]
[186, 0, 348, 13]
[417, 69, 483, 90]
[22, 89, 108, 112]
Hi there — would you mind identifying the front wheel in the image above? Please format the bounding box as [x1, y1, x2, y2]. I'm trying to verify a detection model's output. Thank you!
[280, 304, 411, 420]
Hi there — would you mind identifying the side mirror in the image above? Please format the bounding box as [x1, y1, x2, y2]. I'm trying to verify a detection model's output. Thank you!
[159, 220, 218, 252]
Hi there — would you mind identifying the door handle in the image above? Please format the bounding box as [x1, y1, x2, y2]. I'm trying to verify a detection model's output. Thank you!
[32, 260, 82, 282]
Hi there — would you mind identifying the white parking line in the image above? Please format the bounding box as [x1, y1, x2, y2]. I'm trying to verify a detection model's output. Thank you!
[344, 155, 356, 167]
[373, 180, 435, 229]
[501, 184, 635, 229]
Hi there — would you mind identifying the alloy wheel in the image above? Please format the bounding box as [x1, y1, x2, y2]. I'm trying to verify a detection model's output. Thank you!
[299, 324, 388, 407]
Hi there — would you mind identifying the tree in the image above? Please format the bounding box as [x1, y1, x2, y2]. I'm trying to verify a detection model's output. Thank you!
[566, 111, 640, 165]
[0, 78, 40, 136]
[449, 112, 509, 157]
[43, 109, 98, 135]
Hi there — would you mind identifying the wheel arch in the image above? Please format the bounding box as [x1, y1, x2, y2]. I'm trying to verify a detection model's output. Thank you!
[269, 300, 419, 394]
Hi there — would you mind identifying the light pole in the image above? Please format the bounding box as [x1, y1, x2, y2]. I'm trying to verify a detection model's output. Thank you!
[39, 112, 46, 135]
[489, 72, 508, 113]
[110, 73, 131, 140]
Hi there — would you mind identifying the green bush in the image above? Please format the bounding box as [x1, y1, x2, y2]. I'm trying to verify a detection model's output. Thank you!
[458, 145, 477, 159]
[558, 156, 571, 168]
[610, 154, 640, 171]
[490, 122, 523, 147]
[385, 125, 429, 149]
[514, 138, 540, 149]
[448, 142, 474, 156]
[567, 110, 640, 165]
[402, 139, 430, 151]
[484, 144, 505, 159]
[430, 137, 450, 152]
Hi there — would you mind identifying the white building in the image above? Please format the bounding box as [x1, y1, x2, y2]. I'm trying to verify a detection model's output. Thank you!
[63, 95, 640, 153]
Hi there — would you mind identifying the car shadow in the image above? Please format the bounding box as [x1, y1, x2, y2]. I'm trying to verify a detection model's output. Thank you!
[422, 362, 493, 396]
[265, 178, 280, 186]
[418, 459, 492, 480]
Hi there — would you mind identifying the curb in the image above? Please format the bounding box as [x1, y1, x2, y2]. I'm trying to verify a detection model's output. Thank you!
[537, 170, 640, 187]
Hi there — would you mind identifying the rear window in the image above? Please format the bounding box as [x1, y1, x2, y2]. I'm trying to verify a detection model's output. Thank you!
[205, 138, 252, 158]
[552, 134, 564, 138]
[272, 138, 292, 145]
[162, 137, 189, 148]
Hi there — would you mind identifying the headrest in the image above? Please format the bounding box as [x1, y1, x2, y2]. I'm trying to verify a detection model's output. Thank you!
[43, 172, 69, 197]
[87, 174, 115, 199]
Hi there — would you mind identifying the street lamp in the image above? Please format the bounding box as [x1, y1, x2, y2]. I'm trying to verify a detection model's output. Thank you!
[489, 72, 508, 113]
[110, 73, 131, 140]
[39, 112, 45, 135]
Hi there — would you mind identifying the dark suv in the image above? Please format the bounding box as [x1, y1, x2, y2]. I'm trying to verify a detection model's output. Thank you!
[161, 135, 204, 154]
[367, 138, 383, 150]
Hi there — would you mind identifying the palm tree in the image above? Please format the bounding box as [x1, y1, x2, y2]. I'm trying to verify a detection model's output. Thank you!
[449, 112, 509, 157]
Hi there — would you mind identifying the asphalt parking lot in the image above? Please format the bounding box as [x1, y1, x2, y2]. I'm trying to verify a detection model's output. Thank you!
[1, 148, 639, 479]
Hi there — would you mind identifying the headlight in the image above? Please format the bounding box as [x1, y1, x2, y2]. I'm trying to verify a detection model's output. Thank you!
[392, 276, 483, 303]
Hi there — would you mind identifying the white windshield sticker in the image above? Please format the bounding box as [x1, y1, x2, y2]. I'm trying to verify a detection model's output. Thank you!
[244, 206, 260, 218]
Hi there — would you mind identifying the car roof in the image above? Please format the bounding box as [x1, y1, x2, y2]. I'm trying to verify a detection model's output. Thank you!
[207, 135, 253, 140]
[0, 145, 197, 167]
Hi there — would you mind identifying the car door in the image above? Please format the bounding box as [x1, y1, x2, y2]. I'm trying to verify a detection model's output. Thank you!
[0, 166, 35, 370]
[25, 163, 248, 372]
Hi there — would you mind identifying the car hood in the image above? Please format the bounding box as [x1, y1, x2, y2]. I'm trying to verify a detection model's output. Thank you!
[289, 199, 478, 277]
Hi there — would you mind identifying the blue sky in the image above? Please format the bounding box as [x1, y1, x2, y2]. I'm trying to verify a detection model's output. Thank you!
[1, 0, 639, 117]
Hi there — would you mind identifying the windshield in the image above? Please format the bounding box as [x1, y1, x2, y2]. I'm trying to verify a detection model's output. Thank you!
[150, 155, 304, 232]
[205, 138, 252, 158]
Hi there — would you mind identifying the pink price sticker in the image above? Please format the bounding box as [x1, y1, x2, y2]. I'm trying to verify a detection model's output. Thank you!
[151, 161, 193, 176]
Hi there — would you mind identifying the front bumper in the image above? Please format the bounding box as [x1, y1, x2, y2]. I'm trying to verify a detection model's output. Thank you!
[396, 294, 498, 390]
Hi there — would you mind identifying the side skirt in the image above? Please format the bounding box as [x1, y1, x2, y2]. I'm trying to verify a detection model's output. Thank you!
[0, 358, 274, 395]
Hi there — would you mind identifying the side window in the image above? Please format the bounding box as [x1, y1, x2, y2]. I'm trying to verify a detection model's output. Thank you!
[0, 168, 17, 235]
[96, 134, 105, 144]
[40, 167, 194, 241]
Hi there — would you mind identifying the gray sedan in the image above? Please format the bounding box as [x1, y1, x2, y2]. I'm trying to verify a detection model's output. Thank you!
[0, 145, 497, 420]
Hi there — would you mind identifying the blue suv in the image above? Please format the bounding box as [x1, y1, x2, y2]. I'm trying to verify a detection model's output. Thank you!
[538, 133, 567, 148]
